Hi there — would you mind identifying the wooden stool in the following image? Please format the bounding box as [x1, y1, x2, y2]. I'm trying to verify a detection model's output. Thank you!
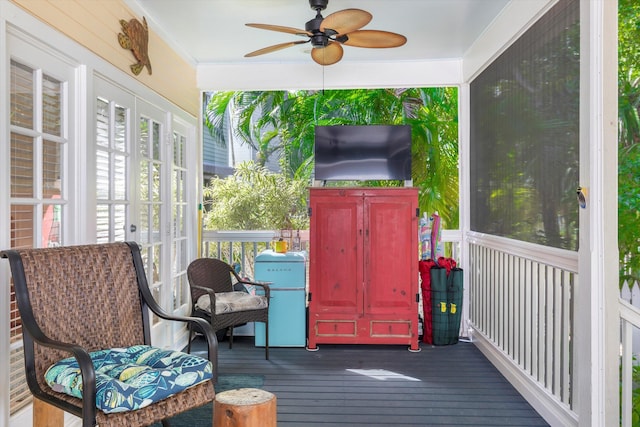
[214, 388, 276, 427]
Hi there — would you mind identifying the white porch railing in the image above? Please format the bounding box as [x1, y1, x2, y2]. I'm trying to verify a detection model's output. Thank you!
[201, 229, 462, 277]
[201, 230, 275, 278]
[467, 232, 578, 426]
[200, 230, 310, 278]
[619, 282, 640, 427]
[200, 229, 588, 424]
[620, 281, 640, 353]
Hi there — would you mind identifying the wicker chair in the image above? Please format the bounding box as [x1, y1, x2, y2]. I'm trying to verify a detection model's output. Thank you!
[1, 242, 218, 427]
[186, 258, 271, 359]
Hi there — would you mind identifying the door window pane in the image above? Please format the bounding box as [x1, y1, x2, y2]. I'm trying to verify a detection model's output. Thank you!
[114, 105, 127, 152]
[42, 74, 62, 136]
[10, 133, 34, 198]
[114, 205, 126, 242]
[96, 149, 110, 199]
[43, 139, 61, 199]
[140, 162, 149, 202]
[96, 204, 110, 244]
[10, 205, 34, 249]
[114, 154, 126, 200]
[152, 163, 161, 202]
[10, 61, 34, 128]
[153, 204, 161, 237]
[42, 203, 62, 247]
[96, 98, 109, 147]
[152, 121, 161, 161]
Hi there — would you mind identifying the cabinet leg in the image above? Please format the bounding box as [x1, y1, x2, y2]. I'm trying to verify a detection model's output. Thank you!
[305, 338, 319, 351]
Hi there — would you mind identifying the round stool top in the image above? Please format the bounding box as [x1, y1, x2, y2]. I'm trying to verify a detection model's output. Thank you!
[215, 388, 275, 406]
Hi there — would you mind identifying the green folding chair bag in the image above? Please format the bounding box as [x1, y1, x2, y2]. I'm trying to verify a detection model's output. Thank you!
[430, 267, 449, 345]
[446, 267, 463, 345]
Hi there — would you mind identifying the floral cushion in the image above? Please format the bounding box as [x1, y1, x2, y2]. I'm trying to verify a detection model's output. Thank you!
[196, 291, 268, 315]
[44, 345, 213, 414]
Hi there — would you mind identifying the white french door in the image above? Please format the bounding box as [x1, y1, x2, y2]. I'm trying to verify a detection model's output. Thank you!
[136, 101, 172, 346]
[94, 78, 134, 244]
[94, 81, 170, 342]
[169, 119, 193, 326]
[6, 37, 76, 422]
[93, 83, 194, 347]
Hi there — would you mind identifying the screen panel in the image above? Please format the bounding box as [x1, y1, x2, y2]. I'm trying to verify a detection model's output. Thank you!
[469, 0, 579, 250]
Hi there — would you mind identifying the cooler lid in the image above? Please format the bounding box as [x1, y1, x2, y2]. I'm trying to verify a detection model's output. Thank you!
[255, 249, 307, 262]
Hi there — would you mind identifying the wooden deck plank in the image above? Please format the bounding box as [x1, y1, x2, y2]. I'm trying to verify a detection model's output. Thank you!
[191, 337, 550, 426]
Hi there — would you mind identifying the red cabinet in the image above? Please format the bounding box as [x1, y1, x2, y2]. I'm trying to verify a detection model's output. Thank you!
[307, 187, 420, 351]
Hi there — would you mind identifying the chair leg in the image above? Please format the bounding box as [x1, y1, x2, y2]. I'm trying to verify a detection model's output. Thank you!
[228, 326, 234, 349]
[265, 320, 269, 360]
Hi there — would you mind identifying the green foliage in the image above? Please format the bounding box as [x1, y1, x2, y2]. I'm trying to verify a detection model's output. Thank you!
[619, 144, 640, 283]
[620, 357, 640, 426]
[634, 376, 640, 427]
[619, 0, 640, 149]
[619, 0, 640, 85]
[205, 87, 459, 229]
[203, 161, 309, 230]
[619, 0, 640, 286]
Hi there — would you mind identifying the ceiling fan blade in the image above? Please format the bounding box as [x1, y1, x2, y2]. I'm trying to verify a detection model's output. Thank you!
[245, 40, 309, 58]
[245, 23, 311, 37]
[311, 42, 343, 66]
[341, 30, 407, 48]
[320, 9, 372, 35]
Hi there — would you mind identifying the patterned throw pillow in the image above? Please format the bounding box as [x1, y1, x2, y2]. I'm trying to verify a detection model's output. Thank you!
[44, 345, 213, 413]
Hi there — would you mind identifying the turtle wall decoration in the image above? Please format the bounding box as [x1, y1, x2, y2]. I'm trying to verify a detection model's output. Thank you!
[118, 16, 152, 76]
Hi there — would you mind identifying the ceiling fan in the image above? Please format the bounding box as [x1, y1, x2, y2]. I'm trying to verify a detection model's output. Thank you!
[244, 0, 407, 66]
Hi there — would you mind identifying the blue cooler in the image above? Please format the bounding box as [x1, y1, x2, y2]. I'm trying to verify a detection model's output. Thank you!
[254, 250, 307, 347]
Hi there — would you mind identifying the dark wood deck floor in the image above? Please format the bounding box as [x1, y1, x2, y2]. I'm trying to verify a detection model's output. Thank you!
[190, 336, 549, 426]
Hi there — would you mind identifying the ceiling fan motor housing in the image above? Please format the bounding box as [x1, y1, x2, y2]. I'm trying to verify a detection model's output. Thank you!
[309, 0, 328, 11]
[305, 14, 329, 48]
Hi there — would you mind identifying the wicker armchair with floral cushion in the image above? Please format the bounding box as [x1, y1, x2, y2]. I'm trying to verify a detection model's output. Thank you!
[1, 242, 218, 427]
[186, 258, 271, 359]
